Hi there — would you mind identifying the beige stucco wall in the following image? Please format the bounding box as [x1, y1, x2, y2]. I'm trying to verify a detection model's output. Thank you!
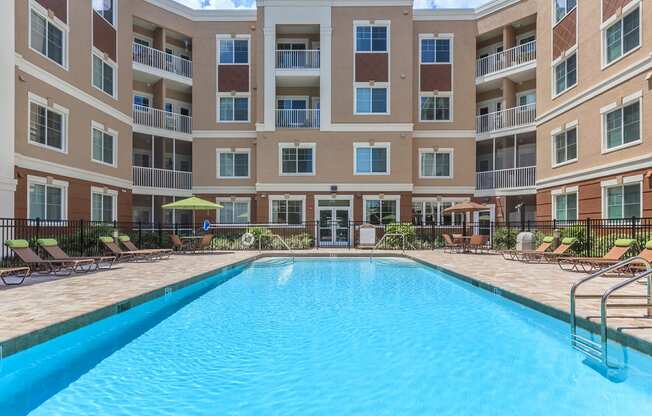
[412, 138, 476, 187]
[192, 138, 257, 187]
[476, 0, 538, 36]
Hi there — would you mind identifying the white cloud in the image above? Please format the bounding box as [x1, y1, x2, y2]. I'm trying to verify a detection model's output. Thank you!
[173, 0, 489, 9]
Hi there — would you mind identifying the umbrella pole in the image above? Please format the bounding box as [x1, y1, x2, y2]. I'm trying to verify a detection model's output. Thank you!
[193, 211, 196, 236]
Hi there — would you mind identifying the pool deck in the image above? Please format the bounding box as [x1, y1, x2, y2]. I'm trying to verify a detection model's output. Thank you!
[0, 250, 651, 358]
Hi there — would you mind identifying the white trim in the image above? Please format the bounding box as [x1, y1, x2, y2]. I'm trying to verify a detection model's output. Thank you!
[413, 130, 474, 139]
[217, 95, 251, 123]
[15, 154, 132, 189]
[256, 183, 413, 192]
[329, 123, 412, 132]
[91, 48, 118, 100]
[142, 0, 257, 21]
[601, 1, 642, 70]
[217, 35, 251, 65]
[27, 92, 68, 154]
[418, 93, 454, 123]
[193, 186, 256, 194]
[192, 130, 256, 139]
[551, 190, 578, 221]
[16, 54, 131, 125]
[413, 186, 474, 194]
[90, 186, 118, 222]
[551, 123, 578, 168]
[418, 147, 454, 179]
[216, 148, 251, 179]
[92, 0, 117, 29]
[132, 186, 192, 197]
[362, 194, 401, 224]
[353, 20, 390, 53]
[215, 197, 251, 224]
[601, 180, 643, 220]
[553, 1, 577, 28]
[601, 97, 643, 154]
[268, 194, 306, 224]
[26, 174, 69, 221]
[353, 83, 390, 116]
[28, 0, 69, 70]
[353, 142, 390, 176]
[278, 142, 316, 176]
[90, 120, 118, 168]
[552, 49, 578, 99]
[418, 33, 453, 65]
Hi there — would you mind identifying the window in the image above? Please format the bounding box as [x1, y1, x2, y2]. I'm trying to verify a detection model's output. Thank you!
[92, 53, 115, 97]
[93, 0, 115, 25]
[604, 101, 640, 150]
[92, 126, 116, 166]
[91, 192, 116, 223]
[218, 200, 250, 224]
[271, 200, 303, 224]
[133, 95, 150, 108]
[217, 150, 249, 178]
[553, 127, 577, 165]
[420, 96, 451, 121]
[28, 181, 65, 221]
[219, 97, 249, 122]
[421, 38, 451, 63]
[605, 183, 641, 219]
[355, 87, 388, 114]
[554, 193, 577, 220]
[30, 7, 65, 66]
[411, 200, 466, 226]
[219, 39, 248, 64]
[29, 99, 65, 152]
[554, 53, 577, 95]
[281, 146, 314, 175]
[356, 25, 387, 52]
[365, 199, 397, 225]
[134, 38, 149, 47]
[605, 7, 640, 65]
[355, 145, 388, 175]
[554, 0, 576, 24]
[420, 150, 452, 178]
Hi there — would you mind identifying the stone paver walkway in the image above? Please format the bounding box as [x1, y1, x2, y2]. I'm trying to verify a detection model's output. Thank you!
[0, 250, 650, 357]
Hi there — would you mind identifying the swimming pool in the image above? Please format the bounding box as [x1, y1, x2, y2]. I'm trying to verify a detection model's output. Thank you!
[0, 257, 651, 415]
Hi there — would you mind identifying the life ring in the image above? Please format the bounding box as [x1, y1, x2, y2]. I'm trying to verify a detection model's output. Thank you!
[241, 232, 256, 248]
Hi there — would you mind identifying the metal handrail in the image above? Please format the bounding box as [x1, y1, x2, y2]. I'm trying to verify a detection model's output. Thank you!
[259, 233, 295, 262]
[371, 233, 415, 259]
[570, 256, 652, 366]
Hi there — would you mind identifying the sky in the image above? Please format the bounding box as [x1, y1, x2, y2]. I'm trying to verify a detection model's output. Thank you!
[173, 0, 489, 10]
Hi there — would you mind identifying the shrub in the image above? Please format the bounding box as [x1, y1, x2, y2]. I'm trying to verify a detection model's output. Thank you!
[559, 225, 589, 255]
[383, 223, 416, 249]
[492, 227, 518, 250]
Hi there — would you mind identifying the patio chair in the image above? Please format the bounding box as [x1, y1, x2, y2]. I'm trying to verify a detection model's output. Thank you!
[118, 235, 172, 259]
[557, 239, 636, 273]
[4, 240, 93, 276]
[193, 234, 215, 253]
[98, 237, 156, 262]
[0, 267, 31, 286]
[501, 236, 553, 261]
[442, 234, 462, 253]
[468, 234, 489, 254]
[520, 237, 577, 263]
[37, 239, 116, 271]
[171, 234, 193, 253]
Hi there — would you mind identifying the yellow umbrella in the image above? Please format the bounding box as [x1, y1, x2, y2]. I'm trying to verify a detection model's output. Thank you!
[162, 197, 223, 234]
[442, 202, 489, 214]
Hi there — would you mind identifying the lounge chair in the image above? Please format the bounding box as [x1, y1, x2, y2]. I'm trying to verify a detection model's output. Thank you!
[171, 234, 192, 253]
[118, 235, 172, 259]
[4, 240, 94, 275]
[98, 237, 156, 262]
[520, 237, 577, 263]
[468, 234, 489, 254]
[193, 234, 214, 253]
[501, 236, 553, 261]
[558, 238, 636, 273]
[442, 234, 462, 253]
[0, 267, 31, 286]
[37, 239, 116, 271]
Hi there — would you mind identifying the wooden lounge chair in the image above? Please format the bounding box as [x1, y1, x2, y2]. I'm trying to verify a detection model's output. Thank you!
[468, 234, 489, 254]
[37, 239, 116, 271]
[442, 234, 462, 253]
[171, 234, 192, 253]
[0, 267, 31, 286]
[98, 237, 156, 262]
[501, 236, 553, 261]
[558, 239, 636, 273]
[118, 235, 172, 259]
[193, 234, 215, 253]
[520, 237, 577, 263]
[4, 240, 93, 275]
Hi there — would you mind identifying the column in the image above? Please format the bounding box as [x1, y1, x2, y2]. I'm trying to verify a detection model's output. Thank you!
[319, 25, 332, 131]
[502, 25, 515, 50]
[501, 78, 516, 109]
[154, 28, 167, 51]
[0, 0, 16, 217]
[263, 26, 276, 131]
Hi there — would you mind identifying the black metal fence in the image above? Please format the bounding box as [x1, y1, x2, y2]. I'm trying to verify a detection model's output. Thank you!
[2, 217, 652, 266]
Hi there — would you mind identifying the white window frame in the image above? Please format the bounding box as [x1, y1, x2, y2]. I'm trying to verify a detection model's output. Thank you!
[551, 187, 579, 220]
[362, 195, 401, 225]
[26, 175, 68, 221]
[90, 186, 118, 223]
[90, 121, 118, 168]
[354, 20, 390, 53]
[553, 0, 577, 26]
[419, 33, 453, 64]
[600, 176, 643, 220]
[216, 198, 251, 224]
[269, 195, 306, 225]
[27, 93, 68, 154]
[418, 148, 454, 179]
[354, 83, 390, 115]
[92, 49, 117, 98]
[412, 197, 469, 226]
[217, 35, 250, 65]
[419, 93, 453, 122]
[217, 94, 250, 123]
[601, 1, 641, 69]
[552, 49, 578, 98]
[278, 143, 316, 177]
[550, 121, 578, 168]
[92, 0, 117, 28]
[353, 142, 390, 176]
[28, 0, 69, 69]
[216, 148, 251, 179]
[600, 92, 643, 154]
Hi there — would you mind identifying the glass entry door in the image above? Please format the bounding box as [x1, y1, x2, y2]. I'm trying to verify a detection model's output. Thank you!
[317, 199, 351, 247]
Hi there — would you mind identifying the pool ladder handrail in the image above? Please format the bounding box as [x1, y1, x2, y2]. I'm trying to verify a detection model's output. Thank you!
[259, 233, 295, 262]
[371, 233, 415, 259]
[570, 256, 652, 367]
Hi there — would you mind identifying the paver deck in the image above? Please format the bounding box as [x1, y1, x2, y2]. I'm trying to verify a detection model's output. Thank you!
[0, 250, 650, 358]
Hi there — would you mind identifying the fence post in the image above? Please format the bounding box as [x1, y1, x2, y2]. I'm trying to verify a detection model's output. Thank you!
[631, 216, 637, 241]
[462, 215, 467, 237]
[35, 217, 40, 247]
[79, 219, 85, 256]
[158, 222, 163, 248]
[138, 221, 143, 249]
[586, 217, 591, 257]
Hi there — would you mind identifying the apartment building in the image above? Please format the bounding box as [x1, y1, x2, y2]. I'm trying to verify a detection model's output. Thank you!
[1, 0, 651, 246]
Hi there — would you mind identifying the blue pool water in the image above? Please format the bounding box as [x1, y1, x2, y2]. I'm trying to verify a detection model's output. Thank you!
[1, 257, 651, 415]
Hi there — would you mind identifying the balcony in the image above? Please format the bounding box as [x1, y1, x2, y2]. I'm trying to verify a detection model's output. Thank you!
[476, 166, 536, 191]
[275, 50, 320, 70]
[476, 103, 536, 137]
[132, 43, 192, 82]
[275, 109, 320, 129]
[133, 166, 192, 191]
[133, 105, 192, 136]
[476, 41, 536, 87]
